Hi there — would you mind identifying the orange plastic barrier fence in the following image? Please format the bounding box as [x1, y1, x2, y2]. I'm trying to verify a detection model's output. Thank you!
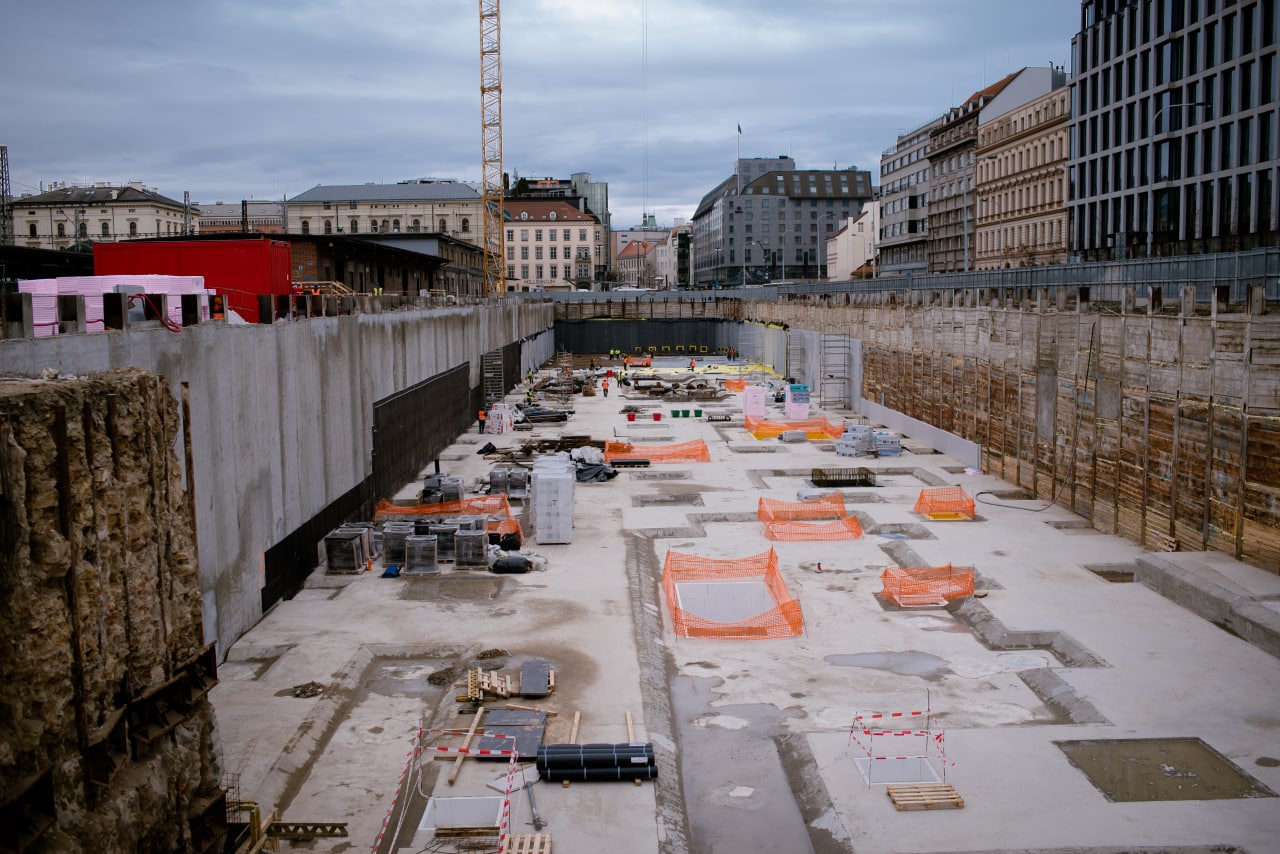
[604, 439, 711, 463]
[722, 379, 748, 392]
[374, 496, 523, 541]
[744, 415, 845, 440]
[913, 486, 976, 520]
[763, 516, 863, 541]
[879, 564, 975, 606]
[661, 548, 804, 639]
[758, 494, 848, 522]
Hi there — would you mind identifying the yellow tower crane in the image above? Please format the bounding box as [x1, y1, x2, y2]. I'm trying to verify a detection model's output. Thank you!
[479, 0, 505, 297]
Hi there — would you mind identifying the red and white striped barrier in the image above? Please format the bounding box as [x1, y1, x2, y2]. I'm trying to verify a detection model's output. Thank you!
[370, 728, 518, 854]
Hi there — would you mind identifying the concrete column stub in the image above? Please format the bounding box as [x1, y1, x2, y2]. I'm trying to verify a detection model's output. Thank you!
[1181, 285, 1196, 317]
[1248, 284, 1266, 315]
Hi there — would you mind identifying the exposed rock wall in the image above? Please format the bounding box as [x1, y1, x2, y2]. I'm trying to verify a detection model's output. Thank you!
[0, 368, 221, 853]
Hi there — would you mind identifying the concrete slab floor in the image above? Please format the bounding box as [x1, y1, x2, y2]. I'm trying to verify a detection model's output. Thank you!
[210, 366, 1280, 854]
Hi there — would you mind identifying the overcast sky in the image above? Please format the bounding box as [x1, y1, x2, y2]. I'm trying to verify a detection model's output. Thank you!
[3, 1, 1080, 229]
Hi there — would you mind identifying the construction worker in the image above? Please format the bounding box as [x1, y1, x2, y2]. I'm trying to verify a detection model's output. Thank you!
[477, 408, 486, 434]
[602, 378, 610, 398]
[689, 357, 697, 372]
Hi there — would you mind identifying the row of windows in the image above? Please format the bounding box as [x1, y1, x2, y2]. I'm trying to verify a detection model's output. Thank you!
[1073, 112, 1276, 194]
[508, 245, 600, 260]
[507, 264, 591, 280]
[980, 177, 1068, 217]
[882, 166, 931, 196]
[506, 228, 595, 242]
[1073, 168, 1276, 247]
[1079, 0, 1275, 75]
[981, 132, 1069, 178]
[28, 220, 163, 238]
[977, 218, 1066, 255]
[980, 94, 1071, 147]
[299, 217, 469, 235]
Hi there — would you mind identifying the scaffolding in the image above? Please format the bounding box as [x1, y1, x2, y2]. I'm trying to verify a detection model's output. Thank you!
[819, 333, 849, 409]
[481, 349, 504, 404]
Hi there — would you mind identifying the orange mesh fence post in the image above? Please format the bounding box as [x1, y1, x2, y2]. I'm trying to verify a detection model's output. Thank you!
[661, 548, 804, 639]
[879, 564, 975, 606]
[605, 439, 711, 463]
[913, 487, 976, 520]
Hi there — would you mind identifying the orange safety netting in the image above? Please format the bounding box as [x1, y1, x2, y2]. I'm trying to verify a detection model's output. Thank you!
[374, 496, 523, 539]
[758, 494, 848, 522]
[879, 564, 975, 606]
[722, 379, 748, 392]
[913, 486, 976, 520]
[744, 415, 845, 440]
[661, 548, 804, 639]
[758, 494, 862, 540]
[604, 439, 711, 463]
[763, 516, 864, 541]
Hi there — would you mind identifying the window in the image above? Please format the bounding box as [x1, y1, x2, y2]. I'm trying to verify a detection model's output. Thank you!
[370, 220, 378, 233]
[29, 223, 36, 237]
[100, 222, 109, 236]
[392, 219, 400, 232]
[349, 201, 357, 209]
[350, 219, 359, 233]
[549, 246, 557, 260]
[563, 265, 571, 279]
[381, 219, 389, 232]
[563, 229, 570, 241]
[323, 201, 331, 210]
[411, 219, 420, 231]
[128, 222, 138, 236]
[535, 247, 543, 260]
[324, 220, 332, 234]
[548, 228, 556, 240]
[507, 229, 515, 241]
[461, 218, 470, 232]
[439, 217, 448, 232]
[56, 223, 65, 237]
[507, 246, 514, 260]
[535, 229, 543, 241]
[520, 246, 528, 260]
[521, 265, 529, 279]
[507, 266, 515, 279]
[535, 265, 543, 279]
[520, 229, 529, 241]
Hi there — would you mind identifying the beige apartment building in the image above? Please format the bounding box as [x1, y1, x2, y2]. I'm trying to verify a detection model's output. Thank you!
[285, 180, 483, 241]
[503, 199, 602, 290]
[975, 69, 1071, 269]
[14, 181, 195, 249]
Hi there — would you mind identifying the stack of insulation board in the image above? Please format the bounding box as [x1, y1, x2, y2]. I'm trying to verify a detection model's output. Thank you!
[403, 535, 439, 574]
[836, 425, 874, 457]
[531, 453, 575, 544]
[486, 402, 515, 433]
[382, 521, 415, 565]
[18, 274, 212, 333]
[742, 386, 769, 418]
[874, 431, 903, 456]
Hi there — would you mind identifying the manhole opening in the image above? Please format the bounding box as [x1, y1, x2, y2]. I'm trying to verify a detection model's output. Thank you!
[1056, 737, 1277, 802]
[987, 489, 1034, 500]
[632, 493, 705, 507]
[631, 471, 691, 480]
[810, 467, 878, 488]
[1045, 519, 1096, 531]
[875, 522, 936, 540]
[1085, 563, 1136, 583]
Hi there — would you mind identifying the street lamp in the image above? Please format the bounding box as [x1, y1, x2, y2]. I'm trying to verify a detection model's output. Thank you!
[751, 240, 771, 282]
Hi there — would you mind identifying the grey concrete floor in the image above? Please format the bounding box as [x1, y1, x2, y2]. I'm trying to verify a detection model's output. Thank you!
[210, 358, 1280, 854]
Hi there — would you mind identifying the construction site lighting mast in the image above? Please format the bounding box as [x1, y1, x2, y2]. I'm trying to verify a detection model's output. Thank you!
[479, 0, 505, 297]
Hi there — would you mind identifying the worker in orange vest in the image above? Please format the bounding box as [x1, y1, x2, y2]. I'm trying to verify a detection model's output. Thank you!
[689, 357, 696, 372]
[477, 408, 486, 434]
[602, 378, 610, 398]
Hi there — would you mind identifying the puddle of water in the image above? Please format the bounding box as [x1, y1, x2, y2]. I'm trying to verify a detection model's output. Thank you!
[671, 675, 813, 853]
[824, 651, 949, 680]
[1057, 738, 1277, 802]
[365, 658, 454, 698]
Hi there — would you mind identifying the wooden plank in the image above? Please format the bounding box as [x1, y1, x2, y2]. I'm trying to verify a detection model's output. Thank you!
[449, 707, 485, 785]
[625, 710, 635, 743]
[886, 783, 964, 811]
[568, 711, 581, 745]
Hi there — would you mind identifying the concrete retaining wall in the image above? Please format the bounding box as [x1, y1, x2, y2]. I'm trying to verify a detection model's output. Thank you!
[0, 302, 555, 651]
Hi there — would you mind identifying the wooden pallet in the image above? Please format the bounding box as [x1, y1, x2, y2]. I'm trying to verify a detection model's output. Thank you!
[457, 669, 514, 702]
[503, 832, 552, 853]
[886, 783, 964, 811]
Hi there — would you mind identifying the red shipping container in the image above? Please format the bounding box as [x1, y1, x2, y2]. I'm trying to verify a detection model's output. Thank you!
[94, 238, 292, 324]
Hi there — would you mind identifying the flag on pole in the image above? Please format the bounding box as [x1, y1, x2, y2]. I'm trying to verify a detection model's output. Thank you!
[737, 123, 743, 135]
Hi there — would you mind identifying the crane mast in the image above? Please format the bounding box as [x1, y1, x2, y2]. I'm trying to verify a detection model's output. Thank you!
[479, 0, 504, 297]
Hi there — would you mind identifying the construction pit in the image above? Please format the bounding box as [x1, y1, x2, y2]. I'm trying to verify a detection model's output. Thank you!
[210, 355, 1280, 854]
